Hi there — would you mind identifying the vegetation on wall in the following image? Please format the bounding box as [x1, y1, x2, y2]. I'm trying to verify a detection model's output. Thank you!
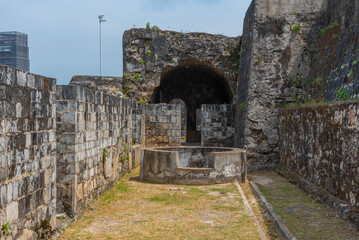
[120, 145, 130, 164]
[146, 22, 160, 31]
[335, 89, 351, 101]
[292, 23, 301, 34]
[1, 221, 11, 236]
[120, 73, 141, 98]
[229, 47, 242, 76]
[139, 97, 147, 104]
[103, 148, 109, 162]
[318, 22, 339, 36]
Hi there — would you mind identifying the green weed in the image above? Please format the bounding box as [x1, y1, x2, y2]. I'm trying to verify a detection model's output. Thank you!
[103, 149, 109, 162]
[116, 180, 130, 192]
[240, 102, 245, 111]
[139, 97, 147, 104]
[312, 77, 323, 87]
[292, 23, 301, 33]
[1, 221, 11, 235]
[318, 22, 339, 36]
[335, 88, 350, 101]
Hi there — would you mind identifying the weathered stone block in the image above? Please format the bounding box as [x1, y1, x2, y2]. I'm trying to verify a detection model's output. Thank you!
[27, 74, 36, 89]
[3, 67, 15, 86]
[63, 112, 77, 122]
[16, 70, 27, 87]
[201, 104, 234, 147]
[7, 182, 13, 203]
[6, 201, 19, 222]
[0, 184, 6, 207]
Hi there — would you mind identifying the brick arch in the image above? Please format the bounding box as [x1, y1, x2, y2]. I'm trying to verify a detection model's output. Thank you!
[152, 61, 233, 142]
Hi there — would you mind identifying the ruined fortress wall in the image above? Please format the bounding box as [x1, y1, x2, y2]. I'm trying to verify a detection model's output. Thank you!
[70, 75, 124, 98]
[144, 104, 181, 147]
[235, 0, 327, 170]
[258, 0, 359, 104]
[0, 65, 57, 239]
[279, 102, 359, 207]
[122, 29, 239, 101]
[201, 104, 235, 147]
[255, 0, 327, 17]
[235, 0, 359, 170]
[299, 0, 359, 102]
[56, 85, 134, 215]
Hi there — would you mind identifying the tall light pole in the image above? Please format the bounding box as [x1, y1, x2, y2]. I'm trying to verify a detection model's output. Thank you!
[98, 15, 106, 76]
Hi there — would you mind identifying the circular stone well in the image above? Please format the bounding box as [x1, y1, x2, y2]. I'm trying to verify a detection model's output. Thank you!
[140, 147, 247, 185]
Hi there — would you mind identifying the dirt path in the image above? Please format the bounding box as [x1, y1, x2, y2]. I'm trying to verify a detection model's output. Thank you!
[250, 172, 359, 240]
[59, 167, 271, 240]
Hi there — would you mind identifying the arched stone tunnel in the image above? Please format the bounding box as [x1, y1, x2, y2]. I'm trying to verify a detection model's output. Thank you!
[152, 61, 233, 142]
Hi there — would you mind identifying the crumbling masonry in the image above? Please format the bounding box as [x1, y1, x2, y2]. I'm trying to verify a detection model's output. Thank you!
[2, 0, 359, 238]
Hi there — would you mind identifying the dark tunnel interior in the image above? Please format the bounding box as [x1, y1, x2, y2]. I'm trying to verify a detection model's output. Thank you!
[152, 63, 233, 142]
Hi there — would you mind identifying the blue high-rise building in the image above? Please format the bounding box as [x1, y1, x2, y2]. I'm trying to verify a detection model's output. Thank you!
[0, 31, 29, 71]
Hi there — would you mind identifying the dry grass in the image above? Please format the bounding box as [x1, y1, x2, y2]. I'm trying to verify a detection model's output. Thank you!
[240, 181, 283, 240]
[59, 167, 266, 240]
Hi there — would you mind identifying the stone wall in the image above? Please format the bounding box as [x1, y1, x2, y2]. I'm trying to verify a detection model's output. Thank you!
[234, 0, 327, 170]
[303, 0, 359, 101]
[0, 65, 57, 239]
[279, 102, 359, 207]
[132, 102, 145, 144]
[201, 105, 235, 147]
[254, 0, 359, 105]
[56, 85, 134, 216]
[144, 104, 181, 147]
[70, 75, 124, 98]
[169, 99, 187, 140]
[122, 28, 240, 101]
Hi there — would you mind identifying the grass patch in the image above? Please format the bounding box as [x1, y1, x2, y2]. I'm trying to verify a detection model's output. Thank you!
[209, 183, 237, 193]
[102, 190, 116, 201]
[277, 185, 297, 193]
[254, 173, 359, 240]
[116, 180, 130, 192]
[70, 229, 82, 238]
[212, 205, 240, 211]
[188, 187, 207, 195]
[82, 215, 94, 224]
[148, 193, 185, 205]
[149, 194, 171, 202]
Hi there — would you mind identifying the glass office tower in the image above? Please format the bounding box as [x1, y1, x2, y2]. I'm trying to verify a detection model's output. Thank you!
[0, 31, 29, 71]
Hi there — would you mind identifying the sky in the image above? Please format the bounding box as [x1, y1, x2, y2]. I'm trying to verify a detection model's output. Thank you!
[1, 0, 252, 85]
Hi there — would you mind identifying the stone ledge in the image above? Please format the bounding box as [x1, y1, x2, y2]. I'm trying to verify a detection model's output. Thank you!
[177, 167, 213, 172]
[249, 180, 297, 240]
